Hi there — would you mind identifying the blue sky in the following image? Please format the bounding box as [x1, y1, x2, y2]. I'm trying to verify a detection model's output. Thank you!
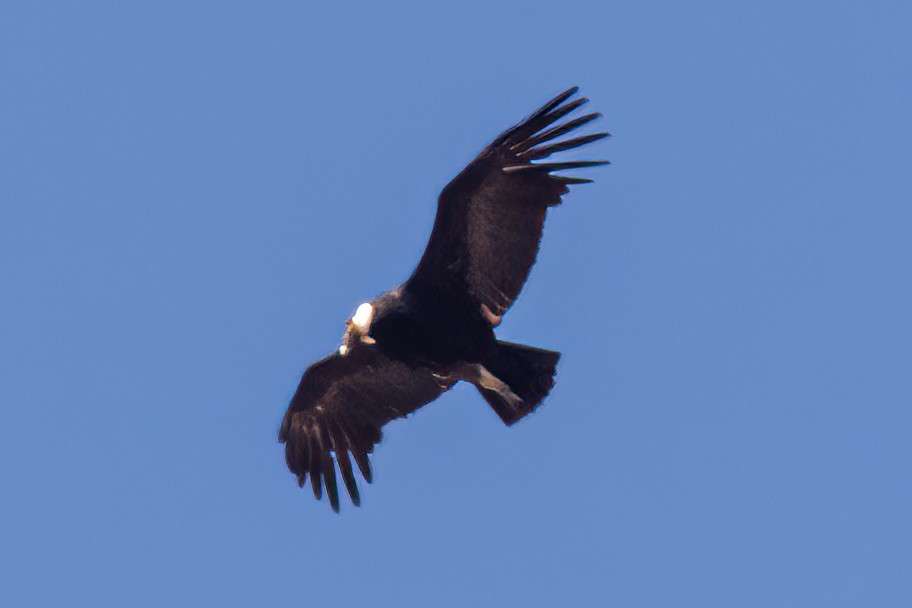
[2, 2, 911, 606]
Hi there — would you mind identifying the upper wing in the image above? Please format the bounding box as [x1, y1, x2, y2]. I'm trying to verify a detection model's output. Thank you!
[408, 87, 609, 320]
[279, 346, 448, 512]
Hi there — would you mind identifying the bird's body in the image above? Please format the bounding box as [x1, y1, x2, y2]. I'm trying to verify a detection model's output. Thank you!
[280, 87, 608, 511]
[367, 280, 494, 368]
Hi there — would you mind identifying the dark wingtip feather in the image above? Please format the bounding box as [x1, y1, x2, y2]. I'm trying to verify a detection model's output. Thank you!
[353, 451, 373, 484]
[538, 160, 611, 171]
[309, 435, 323, 500]
[336, 449, 361, 507]
[323, 460, 340, 513]
[316, 424, 340, 512]
[514, 113, 602, 153]
[552, 176, 595, 185]
[502, 160, 609, 174]
[540, 97, 589, 125]
[285, 423, 312, 489]
[507, 99, 589, 149]
[534, 86, 580, 119]
[527, 132, 610, 160]
[310, 467, 322, 500]
[501, 87, 585, 146]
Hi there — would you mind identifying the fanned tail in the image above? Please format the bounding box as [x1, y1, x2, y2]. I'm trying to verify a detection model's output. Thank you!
[476, 341, 560, 425]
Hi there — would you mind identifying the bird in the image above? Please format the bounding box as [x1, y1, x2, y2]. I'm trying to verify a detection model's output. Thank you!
[279, 86, 609, 511]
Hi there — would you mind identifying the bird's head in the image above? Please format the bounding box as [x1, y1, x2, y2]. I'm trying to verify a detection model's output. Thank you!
[339, 302, 376, 356]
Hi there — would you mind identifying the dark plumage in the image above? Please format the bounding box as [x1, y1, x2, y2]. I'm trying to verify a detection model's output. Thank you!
[279, 87, 608, 511]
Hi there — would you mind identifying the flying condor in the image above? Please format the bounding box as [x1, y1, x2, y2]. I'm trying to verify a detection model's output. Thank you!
[279, 87, 609, 511]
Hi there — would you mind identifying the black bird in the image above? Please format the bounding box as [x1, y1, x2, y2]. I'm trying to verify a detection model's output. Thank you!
[280, 87, 608, 511]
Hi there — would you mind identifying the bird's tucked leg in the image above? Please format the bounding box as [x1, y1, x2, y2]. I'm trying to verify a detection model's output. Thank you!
[448, 363, 523, 408]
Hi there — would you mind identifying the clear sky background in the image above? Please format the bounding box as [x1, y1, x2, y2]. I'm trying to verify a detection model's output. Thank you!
[2, 2, 910, 606]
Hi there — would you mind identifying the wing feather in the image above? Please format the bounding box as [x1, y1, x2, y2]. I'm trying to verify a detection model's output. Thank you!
[279, 346, 447, 511]
[527, 132, 609, 159]
[409, 87, 609, 318]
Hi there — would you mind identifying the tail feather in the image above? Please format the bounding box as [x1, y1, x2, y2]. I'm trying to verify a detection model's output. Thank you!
[477, 341, 560, 425]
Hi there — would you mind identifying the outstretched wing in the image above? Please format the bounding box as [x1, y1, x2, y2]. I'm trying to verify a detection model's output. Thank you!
[279, 346, 448, 512]
[409, 86, 608, 320]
